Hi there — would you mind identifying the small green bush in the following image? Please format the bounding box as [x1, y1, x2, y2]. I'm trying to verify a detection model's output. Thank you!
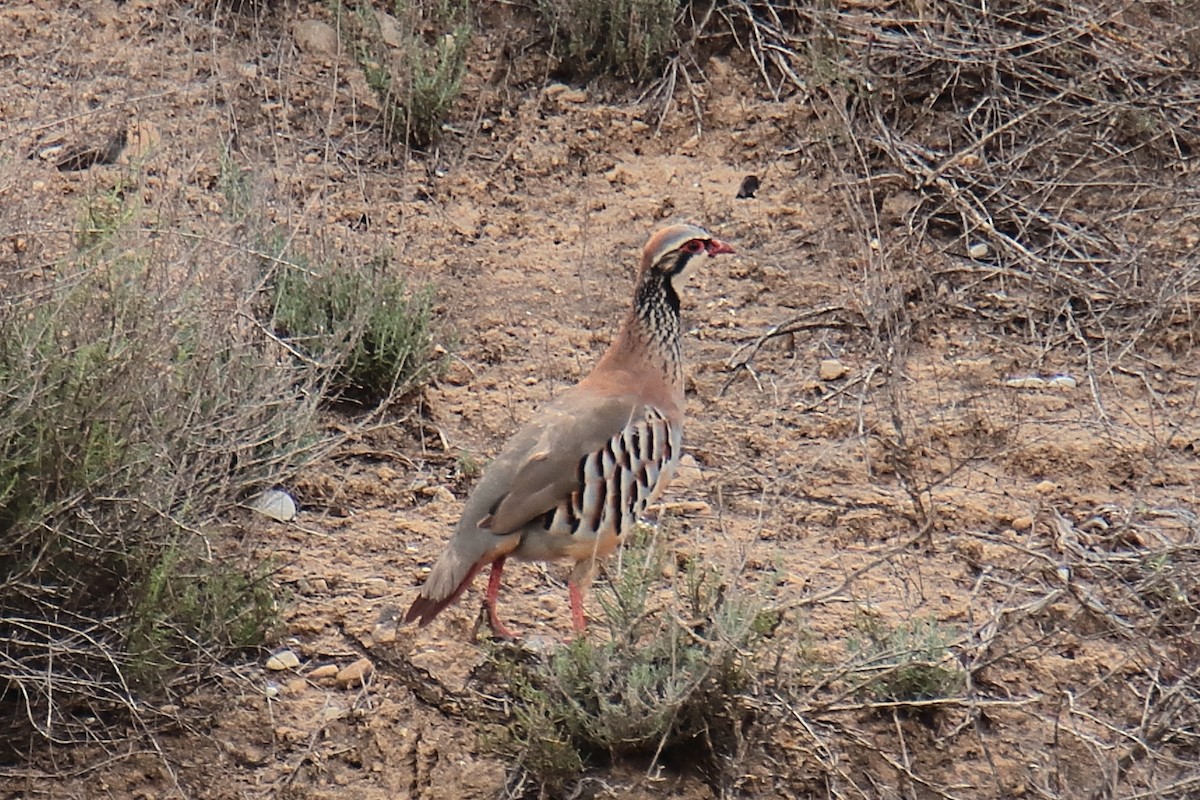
[538, 0, 678, 80]
[343, 0, 471, 149]
[0, 251, 300, 720]
[494, 524, 774, 792]
[270, 252, 441, 403]
[1, 168, 440, 743]
[847, 614, 965, 703]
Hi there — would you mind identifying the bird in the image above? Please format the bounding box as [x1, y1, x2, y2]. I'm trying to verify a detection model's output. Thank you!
[404, 223, 736, 637]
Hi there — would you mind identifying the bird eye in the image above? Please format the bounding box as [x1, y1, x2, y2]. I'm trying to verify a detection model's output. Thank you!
[683, 239, 705, 254]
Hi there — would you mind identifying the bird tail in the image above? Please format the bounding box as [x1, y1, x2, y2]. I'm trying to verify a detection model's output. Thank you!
[404, 550, 482, 627]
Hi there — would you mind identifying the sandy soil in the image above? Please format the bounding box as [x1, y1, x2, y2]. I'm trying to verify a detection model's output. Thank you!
[2, 1, 1198, 798]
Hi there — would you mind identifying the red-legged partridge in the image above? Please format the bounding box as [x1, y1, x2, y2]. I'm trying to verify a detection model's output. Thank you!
[405, 224, 736, 637]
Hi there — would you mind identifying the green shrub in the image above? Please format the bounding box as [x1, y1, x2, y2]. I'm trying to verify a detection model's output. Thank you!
[538, 0, 678, 80]
[270, 252, 441, 403]
[493, 524, 774, 792]
[342, 0, 471, 149]
[847, 614, 965, 703]
[0, 170, 438, 743]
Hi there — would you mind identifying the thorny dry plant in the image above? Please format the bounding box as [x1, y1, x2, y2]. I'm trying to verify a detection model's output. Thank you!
[706, 3, 1200, 797]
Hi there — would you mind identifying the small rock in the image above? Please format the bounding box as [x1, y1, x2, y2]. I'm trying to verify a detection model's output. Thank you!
[559, 88, 587, 103]
[308, 664, 339, 679]
[1011, 516, 1035, 531]
[372, 621, 397, 644]
[818, 358, 848, 381]
[362, 577, 388, 598]
[285, 678, 308, 695]
[265, 649, 300, 671]
[543, 83, 569, 98]
[292, 19, 339, 56]
[336, 657, 374, 687]
[1034, 480, 1057, 495]
[1047, 374, 1078, 390]
[968, 242, 990, 259]
[736, 175, 760, 199]
[374, 9, 405, 48]
[1004, 375, 1047, 389]
[250, 489, 296, 522]
[265, 681, 281, 698]
[672, 454, 704, 492]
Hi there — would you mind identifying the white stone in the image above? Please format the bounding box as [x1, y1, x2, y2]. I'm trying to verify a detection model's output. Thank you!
[250, 489, 296, 522]
[265, 649, 300, 671]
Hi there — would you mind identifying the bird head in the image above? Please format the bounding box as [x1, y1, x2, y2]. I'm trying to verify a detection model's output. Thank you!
[641, 224, 736, 284]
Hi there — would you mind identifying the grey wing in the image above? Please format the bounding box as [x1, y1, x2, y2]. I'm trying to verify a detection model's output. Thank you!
[463, 391, 644, 535]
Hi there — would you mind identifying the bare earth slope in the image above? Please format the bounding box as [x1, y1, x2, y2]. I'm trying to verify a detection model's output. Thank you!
[2, 1, 1198, 798]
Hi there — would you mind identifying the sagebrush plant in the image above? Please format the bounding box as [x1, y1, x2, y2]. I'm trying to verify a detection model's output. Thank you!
[341, 0, 470, 149]
[847, 613, 965, 703]
[270, 251, 441, 403]
[538, 0, 678, 80]
[0, 169, 439, 743]
[494, 523, 775, 791]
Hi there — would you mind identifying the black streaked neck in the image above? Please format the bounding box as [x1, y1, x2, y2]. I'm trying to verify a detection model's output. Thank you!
[631, 269, 682, 375]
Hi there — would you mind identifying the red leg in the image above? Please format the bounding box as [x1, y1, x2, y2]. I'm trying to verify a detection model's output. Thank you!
[567, 578, 588, 634]
[484, 556, 517, 639]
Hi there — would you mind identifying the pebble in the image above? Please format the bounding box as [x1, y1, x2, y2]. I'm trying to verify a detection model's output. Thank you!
[285, 678, 308, 695]
[819, 358, 848, 381]
[265, 681, 281, 698]
[336, 657, 374, 687]
[308, 664, 339, 679]
[249, 489, 296, 522]
[1004, 375, 1046, 389]
[968, 242, 990, 259]
[672, 453, 703, 491]
[373, 9, 405, 48]
[1034, 480, 1057, 495]
[265, 649, 300, 671]
[292, 19, 339, 56]
[372, 621, 397, 644]
[362, 577, 388, 598]
[1004, 373, 1078, 391]
[1011, 516, 1034, 531]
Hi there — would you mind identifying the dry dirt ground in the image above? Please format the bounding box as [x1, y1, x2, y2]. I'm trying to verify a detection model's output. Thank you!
[2, 1, 1199, 799]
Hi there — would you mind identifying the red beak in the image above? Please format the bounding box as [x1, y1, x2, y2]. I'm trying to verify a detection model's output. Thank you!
[706, 238, 735, 256]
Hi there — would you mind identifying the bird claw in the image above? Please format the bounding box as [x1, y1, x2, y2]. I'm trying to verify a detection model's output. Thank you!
[472, 601, 518, 640]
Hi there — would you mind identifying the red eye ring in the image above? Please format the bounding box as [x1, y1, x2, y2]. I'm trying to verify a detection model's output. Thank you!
[683, 239, 705, 255]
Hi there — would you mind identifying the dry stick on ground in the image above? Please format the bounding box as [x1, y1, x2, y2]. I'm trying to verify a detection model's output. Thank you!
[721, 305, 867, 395]
[1084, 661, 1200, 800]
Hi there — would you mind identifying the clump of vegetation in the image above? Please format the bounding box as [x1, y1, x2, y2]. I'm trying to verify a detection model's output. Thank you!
[538, 0, 678, 80]
[341, 0, 471, 149]
[0, 168, 441, 743]
[270, 252, 441, 403]
[492, 524, 776, 792]
[847, 613, 965, 704]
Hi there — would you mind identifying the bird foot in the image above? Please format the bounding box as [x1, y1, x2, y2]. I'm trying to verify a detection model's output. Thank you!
[472, 601, 519, 640]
